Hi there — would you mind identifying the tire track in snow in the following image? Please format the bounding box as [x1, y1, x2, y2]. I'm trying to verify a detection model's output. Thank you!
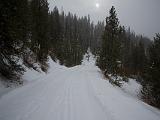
[1, 59, 160, 120]
[85, 70, 115, 120]
[20, 70, 69, 120]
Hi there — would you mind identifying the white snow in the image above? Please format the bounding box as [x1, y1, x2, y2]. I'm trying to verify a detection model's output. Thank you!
[0, 53, 160, 120]
[22, 67, 45, 82]
[0, 80, 14, 98]
[121, 78, 142, 98]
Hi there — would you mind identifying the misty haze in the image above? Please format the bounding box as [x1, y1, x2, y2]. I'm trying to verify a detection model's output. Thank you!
[0, 0, 160, 120]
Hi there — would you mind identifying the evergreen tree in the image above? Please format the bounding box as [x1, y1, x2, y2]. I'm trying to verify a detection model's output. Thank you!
[137, 40, 147, 77]
[98, 6, 121, 75]
[91, 21, 104, 55]
[49, 7, 62, 62]
[0, 0, 29, 80]
[142, 33, 160, 107]
[49, 11, 92, 67]
[30, 0, 49, 71]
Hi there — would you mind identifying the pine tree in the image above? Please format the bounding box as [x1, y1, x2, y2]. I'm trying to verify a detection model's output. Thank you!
[98, 6, 121, 75]
[0, 0, 29, 80]
[91, 21, 104, 55]
[30, 0, 49, 71]
[142, 33, 160, 107]
[137, 40, 147, 76]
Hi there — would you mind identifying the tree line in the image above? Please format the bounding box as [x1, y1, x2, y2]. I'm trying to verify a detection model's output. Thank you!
[96, 6, 160, 108]
[49, 7, 104, 67]
[0, 0, 104, 82]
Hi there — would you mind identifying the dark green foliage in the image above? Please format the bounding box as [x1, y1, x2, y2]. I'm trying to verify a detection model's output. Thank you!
[48, 10, 98, 67]
[122, 38, 147, 78]
[90, 22, 105, 55]
[0, 0, 50, 80]
[119, 29, 149, 78]
[106, 75, 123, 87]
[0, 0, 104, 81]
[0, 0, 28, 80]
[0, 54, 24, 80]
[98, 6, 121, 74]
[122, 76, 129, 82]
[142, 33, 160, 108]
[109, 79, 122, 87]
[49, 7, 61, 51]
[30, 0, 49, 71]
[96, 6, 151, 92]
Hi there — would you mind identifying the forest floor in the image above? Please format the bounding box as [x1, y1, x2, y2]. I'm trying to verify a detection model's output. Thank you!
[0, 54, 160, 120]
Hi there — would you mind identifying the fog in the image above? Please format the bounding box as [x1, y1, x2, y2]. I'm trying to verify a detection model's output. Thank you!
[48, 0, 160, 39]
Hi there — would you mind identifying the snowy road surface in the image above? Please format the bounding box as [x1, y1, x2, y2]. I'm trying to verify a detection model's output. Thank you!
[0, 56, 160, 120]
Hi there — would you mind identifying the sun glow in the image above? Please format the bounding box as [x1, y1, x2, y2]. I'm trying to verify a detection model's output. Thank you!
[95, 3, 100, 8]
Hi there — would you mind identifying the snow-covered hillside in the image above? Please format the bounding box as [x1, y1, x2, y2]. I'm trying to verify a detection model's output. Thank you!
[0, 54, 160, 120]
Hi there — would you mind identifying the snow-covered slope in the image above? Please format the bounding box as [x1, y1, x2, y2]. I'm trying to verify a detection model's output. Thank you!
[121, 78, 142, 98]
[0, 80, 15, 98]
[0, 54, 160, 120]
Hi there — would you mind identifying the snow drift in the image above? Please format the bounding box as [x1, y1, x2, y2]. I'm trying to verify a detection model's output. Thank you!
[0, 53, 160, 120]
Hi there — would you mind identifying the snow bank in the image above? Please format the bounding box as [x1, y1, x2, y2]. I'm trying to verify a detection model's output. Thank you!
[0, 56, 63, 98]
[121, 78, 142, 98]
[0, 80, 15, 98]
[23, 56, 67, 82]
[0, 52, 160, 120]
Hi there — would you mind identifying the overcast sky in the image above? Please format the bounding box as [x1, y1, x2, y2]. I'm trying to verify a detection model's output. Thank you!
[48, 0, 160, 39]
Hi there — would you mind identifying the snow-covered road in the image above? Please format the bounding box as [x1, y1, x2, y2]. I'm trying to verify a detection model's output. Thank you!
[0, 56, 160, 120]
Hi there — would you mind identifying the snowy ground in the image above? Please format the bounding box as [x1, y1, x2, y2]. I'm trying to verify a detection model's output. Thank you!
[0, 54, 160, 120]
[121, 78, 142, 98]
